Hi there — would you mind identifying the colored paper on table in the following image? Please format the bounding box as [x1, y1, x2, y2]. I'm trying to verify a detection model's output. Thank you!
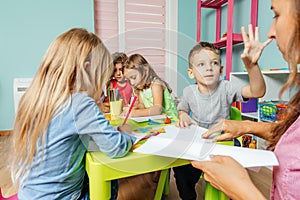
[133, 125, 278, 168]
[120, 115, 171, 123]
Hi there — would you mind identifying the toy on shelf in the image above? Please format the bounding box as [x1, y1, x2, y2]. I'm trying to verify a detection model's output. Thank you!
[241, 135, 256, 148]
[276, 103, 288, 121]
[242, 98, 257, 113]
[221, 32, 227, 40]
[259, 100, 288, 122]
[249, 139, 257, 149]
[259, 101, 277, 121]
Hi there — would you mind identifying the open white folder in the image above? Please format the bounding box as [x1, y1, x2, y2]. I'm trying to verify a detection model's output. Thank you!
[133, 125, 278, 168]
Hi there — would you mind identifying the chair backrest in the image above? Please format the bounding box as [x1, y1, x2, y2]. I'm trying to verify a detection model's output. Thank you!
[230, 106, 242, 147]
[230, 106, 242, 120]
[204, 106, 242, 200]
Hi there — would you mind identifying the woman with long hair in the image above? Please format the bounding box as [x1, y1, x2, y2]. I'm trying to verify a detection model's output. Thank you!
[192, 0, 300, 199]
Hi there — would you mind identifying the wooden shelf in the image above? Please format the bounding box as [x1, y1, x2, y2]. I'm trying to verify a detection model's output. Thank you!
[214, 33, 243, 49]
[231, 71, 296, 102]
[241, 112, 258, 120]
[201, 0, 228, 8]
[261, 70, 291, 74]
[231, 70, 292, 75]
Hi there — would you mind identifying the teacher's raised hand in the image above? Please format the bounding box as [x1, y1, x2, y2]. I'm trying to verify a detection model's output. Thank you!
[241, 24, 272, 67]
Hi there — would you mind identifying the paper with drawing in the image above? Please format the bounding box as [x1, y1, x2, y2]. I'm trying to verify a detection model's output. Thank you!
[119, 114, 169, 122]
[133, 125, 278, 168]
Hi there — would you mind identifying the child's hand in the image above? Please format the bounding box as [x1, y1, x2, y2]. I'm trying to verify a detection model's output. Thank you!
[121, 106, 129, 117]
[241, 24, 272, 67]
[117, 124, 132, 134]
[176, 111, 198, 128]
[98, 102, 110, 113]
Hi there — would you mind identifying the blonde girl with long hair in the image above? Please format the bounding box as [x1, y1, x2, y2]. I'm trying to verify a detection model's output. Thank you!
[122, 53, 178, 118]
[11, 28, 136, 200]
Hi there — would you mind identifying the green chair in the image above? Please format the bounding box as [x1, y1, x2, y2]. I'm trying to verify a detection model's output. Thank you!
[204, 106, 242, 200]
[230, 106, 243, 147]
[203, 141, 232, 200]
[230, 106, 242, 120]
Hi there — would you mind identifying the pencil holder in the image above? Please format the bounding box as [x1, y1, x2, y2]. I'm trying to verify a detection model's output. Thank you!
[110, 100, 123, 120]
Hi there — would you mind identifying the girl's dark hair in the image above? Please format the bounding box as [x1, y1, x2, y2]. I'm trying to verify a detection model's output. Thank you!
[112, 52, 128, 67]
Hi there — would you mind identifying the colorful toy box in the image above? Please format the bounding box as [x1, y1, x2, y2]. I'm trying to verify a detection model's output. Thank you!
[259, 101, 288, 122]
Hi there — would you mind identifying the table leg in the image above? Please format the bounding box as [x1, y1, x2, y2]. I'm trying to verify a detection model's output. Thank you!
[154, 169, 169, 200]
[163, 169, 170, 195]
[89, 177, 111, 200]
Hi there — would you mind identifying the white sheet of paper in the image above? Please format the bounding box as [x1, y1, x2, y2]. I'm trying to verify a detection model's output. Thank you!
[131, 132, 147, 140]
[120, 115, 169, 122]
[133, 125, 278, 168]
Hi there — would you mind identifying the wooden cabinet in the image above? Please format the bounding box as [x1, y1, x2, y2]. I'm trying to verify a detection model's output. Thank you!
[196, 0, 258, 80]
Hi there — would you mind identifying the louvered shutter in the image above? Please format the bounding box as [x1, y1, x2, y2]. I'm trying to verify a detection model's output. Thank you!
[94, 0, 119, 52]
[94, 0, 167, 79]
[124, 0, 166, 79]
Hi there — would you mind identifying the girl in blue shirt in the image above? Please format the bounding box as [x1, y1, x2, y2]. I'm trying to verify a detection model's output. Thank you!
[10, 28, 136, 200]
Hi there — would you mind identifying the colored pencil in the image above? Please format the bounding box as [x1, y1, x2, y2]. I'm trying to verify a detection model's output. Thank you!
[116, 89, 119, 101]
[122, 91, 127, 105]
[138, 132, 161, 142]
[122, 96, 137, 125]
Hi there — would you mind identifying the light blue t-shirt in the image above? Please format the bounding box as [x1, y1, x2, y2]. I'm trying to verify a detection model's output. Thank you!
[18, 93, 136, 200]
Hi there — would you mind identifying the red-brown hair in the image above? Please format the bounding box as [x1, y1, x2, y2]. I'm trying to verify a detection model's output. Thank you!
[268, 0, 300, 150]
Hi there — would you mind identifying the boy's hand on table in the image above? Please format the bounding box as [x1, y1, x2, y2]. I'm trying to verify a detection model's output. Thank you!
[176, 111, 198, 128]
[117, 124, 132, 134]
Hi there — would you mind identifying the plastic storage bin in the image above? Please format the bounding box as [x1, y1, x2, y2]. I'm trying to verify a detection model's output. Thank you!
[259, 101, 288, 122]
[276, 103, 288, 121]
